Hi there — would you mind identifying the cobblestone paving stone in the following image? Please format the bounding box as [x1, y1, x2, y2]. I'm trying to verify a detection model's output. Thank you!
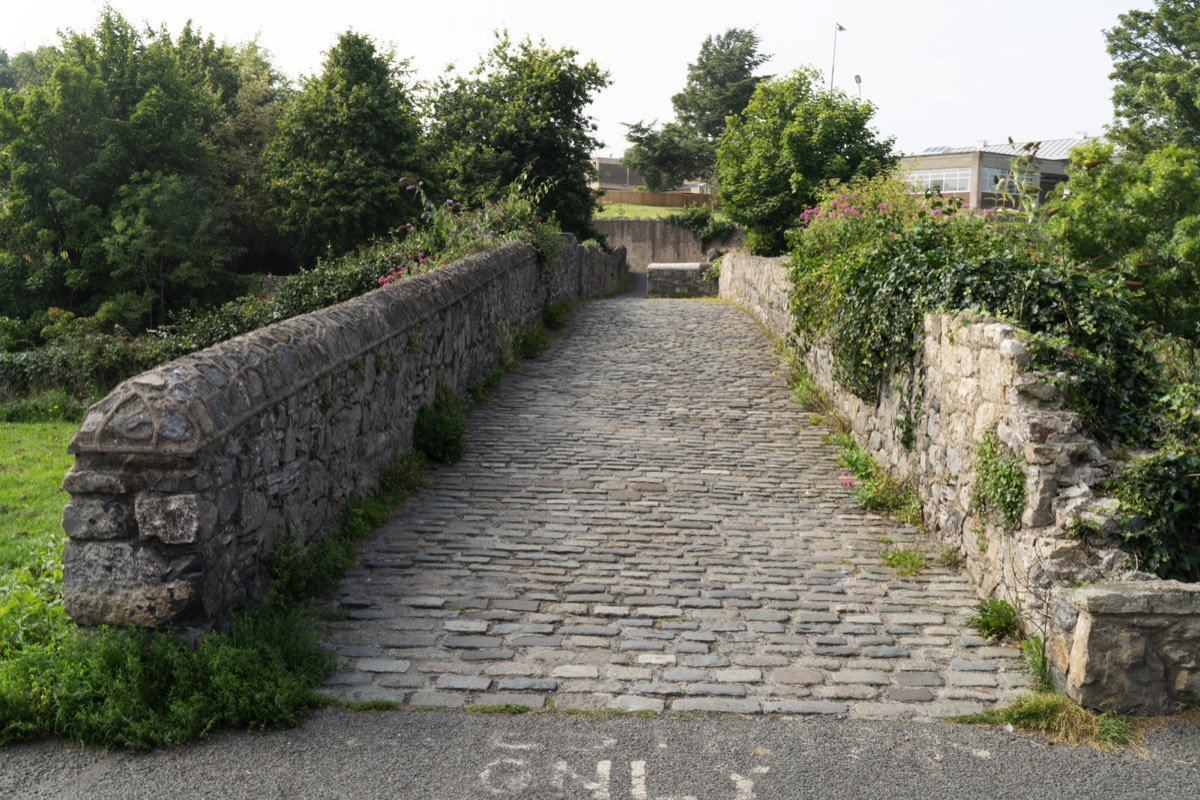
[320, 291, 1029, 719]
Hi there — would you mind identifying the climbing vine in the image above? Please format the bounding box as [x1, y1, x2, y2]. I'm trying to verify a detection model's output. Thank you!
[970, 430, 1027, 532]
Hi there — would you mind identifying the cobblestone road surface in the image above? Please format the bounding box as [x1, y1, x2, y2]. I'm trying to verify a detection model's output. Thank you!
[320, 289, 1029, 719]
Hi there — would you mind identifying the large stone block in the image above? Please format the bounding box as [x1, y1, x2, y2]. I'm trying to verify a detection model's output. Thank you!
[135, 492, 215, 545]
[62, 540, 198, 626]
[61, 497, 130, 540]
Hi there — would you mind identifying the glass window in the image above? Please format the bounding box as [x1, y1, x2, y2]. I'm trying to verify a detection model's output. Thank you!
[904, 167, 971, 194]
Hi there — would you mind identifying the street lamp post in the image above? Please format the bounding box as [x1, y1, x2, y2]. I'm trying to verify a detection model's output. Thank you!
[854, 74, 861, 98]
[830, 23, 845, 90]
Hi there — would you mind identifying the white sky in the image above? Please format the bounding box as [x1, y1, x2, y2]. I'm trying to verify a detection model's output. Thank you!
[3, 0, 1151, 156]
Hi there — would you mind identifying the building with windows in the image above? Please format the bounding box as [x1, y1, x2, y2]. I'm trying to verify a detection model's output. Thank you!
[899, 138, 1084, 208]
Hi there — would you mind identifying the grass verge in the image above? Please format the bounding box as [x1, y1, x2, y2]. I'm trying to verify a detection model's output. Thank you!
[0, 421, 75, 571]
[952, 693, 1139, 749]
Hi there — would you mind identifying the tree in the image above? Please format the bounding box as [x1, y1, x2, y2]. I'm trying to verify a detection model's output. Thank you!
[716, 67, 897, 255]
[0, 9, 264, 333]
[0, 50, 14, 90]
[425, 33, 610, 238]
[1049, 1, 1200, 338]
[621, 121, 709, 192]
[623, 28, 770, 189]
[1107, 0, 1200, 154]
[265, 32, 422, 262]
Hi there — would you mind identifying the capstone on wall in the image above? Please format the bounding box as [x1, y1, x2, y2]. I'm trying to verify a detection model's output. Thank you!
[721, 253, 1200, 714]
[61, 239, 627, 629]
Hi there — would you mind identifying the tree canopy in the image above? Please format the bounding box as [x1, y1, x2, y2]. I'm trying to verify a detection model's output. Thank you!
[265, 31, 423, 261]
[623, 28, 770, 191]
[1050, 0, 1200, 338]
[424, 33, 610, 238]
[0, 10, 259, 331]
[1107, 0, 1200, 154]
[716, 66, 897, 255]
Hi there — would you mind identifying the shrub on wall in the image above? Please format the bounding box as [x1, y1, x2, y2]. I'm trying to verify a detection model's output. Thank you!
[787, 174, 1160, 446]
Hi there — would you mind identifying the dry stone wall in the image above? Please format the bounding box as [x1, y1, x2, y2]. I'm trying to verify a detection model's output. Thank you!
[721, 253, 1200, 714]
[61, 240, 627, 629]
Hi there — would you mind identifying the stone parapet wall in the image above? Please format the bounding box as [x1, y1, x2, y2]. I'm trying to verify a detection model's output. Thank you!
[593, 218, 742, 271]
[646, 263, 717, 298]
[61, 240, 627, 629]
[721, 253, 1200, 714]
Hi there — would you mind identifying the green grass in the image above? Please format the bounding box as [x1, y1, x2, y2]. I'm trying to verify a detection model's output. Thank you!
[953, 693, 1139, 749]
[0, 422, 75, 571]
[595, 203, 728, 221]
[0, 447, 428, 751]
[880, 546, 926, 577]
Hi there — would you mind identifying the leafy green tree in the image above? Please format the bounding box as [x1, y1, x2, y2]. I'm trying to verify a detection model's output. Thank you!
[0, 9, 256, 332]
[621, 121, 710, 192]
[1107, 0, 1200, 154]
[425, 33, 610, 238]
[672, 28, 771, 141]
[623, 28, 770, 189]
[1050, 141, 1200, 337]
[0, 50, 14, 90]
[716, 66, 897, 254]
[102, 171, 241, 329]
[265, 31, 422, 261]
[1050, 1, 1200, 338]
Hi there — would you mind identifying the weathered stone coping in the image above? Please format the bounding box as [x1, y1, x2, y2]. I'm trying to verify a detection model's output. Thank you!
[68, 244, 532, 458]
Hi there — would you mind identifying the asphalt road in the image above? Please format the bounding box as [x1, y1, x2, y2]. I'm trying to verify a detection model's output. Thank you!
[4, 709, 1197, 799]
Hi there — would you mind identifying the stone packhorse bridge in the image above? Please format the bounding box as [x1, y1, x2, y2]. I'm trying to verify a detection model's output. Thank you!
[59, 231, 1200, 716]
[317, 276, 1027, 719]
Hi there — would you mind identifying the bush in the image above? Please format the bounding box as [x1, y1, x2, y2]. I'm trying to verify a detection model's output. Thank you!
[413, 387, 467, 464]
[969, 597, 1021, 641]
[971, 431, 1027, 531]
[666, 206, 737, 251]
[788, 174, 1161, 445]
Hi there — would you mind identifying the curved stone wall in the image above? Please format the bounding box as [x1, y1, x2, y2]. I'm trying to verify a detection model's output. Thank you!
[61, 240, 627, 628]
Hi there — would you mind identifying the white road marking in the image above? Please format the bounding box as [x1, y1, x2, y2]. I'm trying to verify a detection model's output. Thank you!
[552, 759, 612, 799]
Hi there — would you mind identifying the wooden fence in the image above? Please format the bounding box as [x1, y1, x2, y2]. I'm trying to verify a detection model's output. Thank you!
[598, 189, 718, 208]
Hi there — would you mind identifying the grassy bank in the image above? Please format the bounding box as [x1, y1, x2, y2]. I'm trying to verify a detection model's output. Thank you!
[0, 422, 75, 572]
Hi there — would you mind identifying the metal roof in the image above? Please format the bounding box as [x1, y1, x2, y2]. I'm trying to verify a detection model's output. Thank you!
[908, 138, 1088, 161]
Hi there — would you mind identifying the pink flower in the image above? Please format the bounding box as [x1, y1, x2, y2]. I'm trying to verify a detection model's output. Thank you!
[839, 470, 854, 487]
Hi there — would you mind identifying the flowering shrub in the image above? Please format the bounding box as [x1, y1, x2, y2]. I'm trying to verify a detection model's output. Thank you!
[786, 172, 1159, 445]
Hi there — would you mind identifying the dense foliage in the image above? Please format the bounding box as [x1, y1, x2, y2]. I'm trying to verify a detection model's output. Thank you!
[789, 174, 1160, 444]
[0, 10, 602, 414]
[0, 176, 562, 414]
[264, 32, 423, 261]
[716, 67, 897, 255]
[0, 12, 276, 334]
[424, 33, 609, 239]
[1050, 1, 1200, 341]
[622, 28, 770, 191]
[788, 167, 1200, 579]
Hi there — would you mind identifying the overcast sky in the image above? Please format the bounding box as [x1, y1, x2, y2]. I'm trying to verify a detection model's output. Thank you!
[4, 0, 1152, 157]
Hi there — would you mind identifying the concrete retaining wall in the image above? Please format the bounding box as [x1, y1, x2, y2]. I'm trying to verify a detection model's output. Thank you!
[593, 218, 742, 271]
[61, 239, 627, 629]
[721, 253, 1200, 714]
